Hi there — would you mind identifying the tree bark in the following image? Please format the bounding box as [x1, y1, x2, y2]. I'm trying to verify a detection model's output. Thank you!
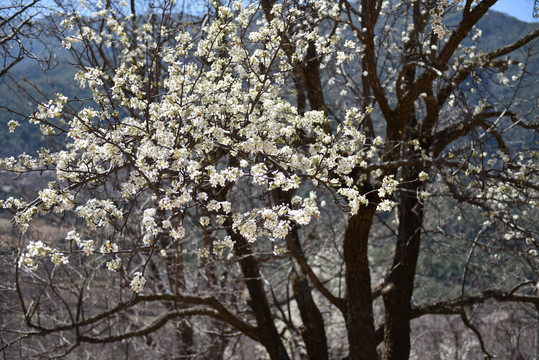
[232, 232, 290, 360]
[344, 203, 378, 360]
[382, 177, 424, 360]
[304, 40, 326, 112]
[288, 227, 329, 360]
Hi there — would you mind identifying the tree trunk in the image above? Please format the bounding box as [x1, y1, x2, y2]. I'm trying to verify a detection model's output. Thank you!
[288, 227, 329, 360]
[304, 40, 326, 112]
[344, 204, 378, 360]
[232, 233, 290, 360]
[382, 177, 424, 360]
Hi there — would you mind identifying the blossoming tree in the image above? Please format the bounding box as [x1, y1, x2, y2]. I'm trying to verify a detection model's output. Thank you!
[1, 0, 538, 359]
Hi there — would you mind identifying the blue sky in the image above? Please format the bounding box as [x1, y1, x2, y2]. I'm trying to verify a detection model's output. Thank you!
[491, 0, 537, 22]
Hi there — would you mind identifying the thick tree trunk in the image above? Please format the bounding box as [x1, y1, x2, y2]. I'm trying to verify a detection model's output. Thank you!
[382, 178, 424, 360]
[381, 4, 424, 352]
[232, 233, 290, 360]
[344, 204, 378, 360]
[304, 41, 326, 112]
[293, 69, 307, 116]
[288, 227, 329, 360]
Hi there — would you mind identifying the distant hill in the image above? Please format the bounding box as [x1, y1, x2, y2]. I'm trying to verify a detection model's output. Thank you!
[0, 41, 88, 157]
[0, 10, 537, 158]
[475, 10, 538, 49]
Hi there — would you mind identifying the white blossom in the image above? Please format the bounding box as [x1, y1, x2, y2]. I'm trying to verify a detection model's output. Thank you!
[130, 272, 146, 293]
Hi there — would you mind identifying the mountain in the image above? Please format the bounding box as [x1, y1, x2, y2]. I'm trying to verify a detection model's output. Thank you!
[0, 47, 87, 157]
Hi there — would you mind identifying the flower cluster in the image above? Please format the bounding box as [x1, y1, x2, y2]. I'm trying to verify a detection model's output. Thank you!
[130, 272, 146, 293]
[19, 240, 68, 268]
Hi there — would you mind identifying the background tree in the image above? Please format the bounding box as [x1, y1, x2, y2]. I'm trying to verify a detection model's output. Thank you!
[1, 0, 538, 359]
